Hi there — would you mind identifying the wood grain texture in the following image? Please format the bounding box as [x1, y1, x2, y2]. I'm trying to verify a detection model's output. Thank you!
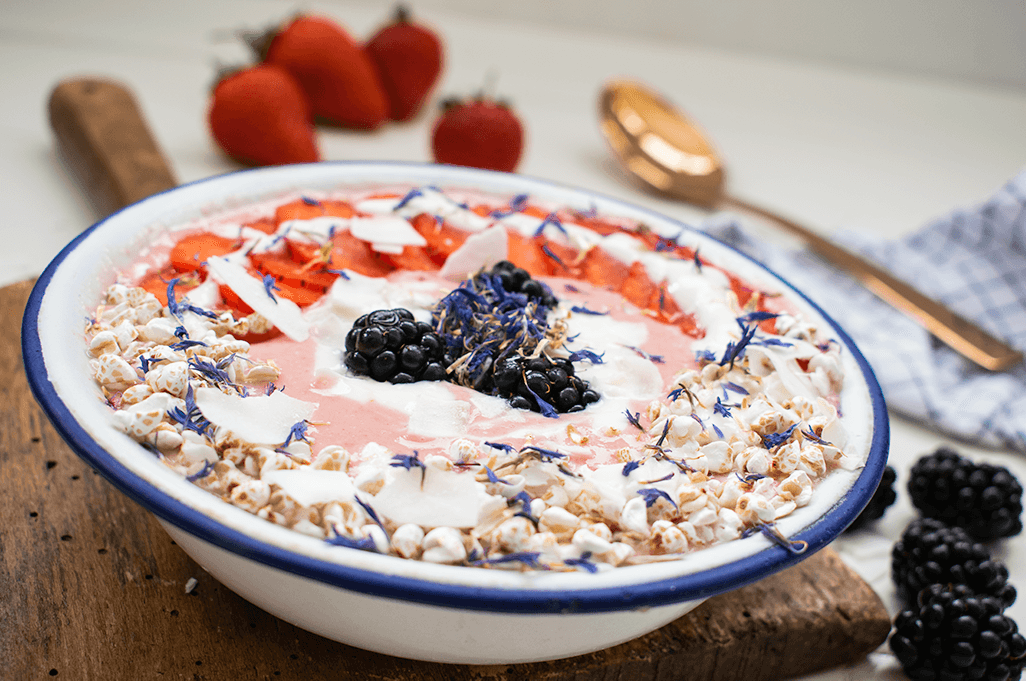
[5, 279, 890, 680]
[48, 78, 178, 218]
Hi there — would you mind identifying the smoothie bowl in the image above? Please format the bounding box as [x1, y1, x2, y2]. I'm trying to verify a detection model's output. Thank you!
[23, 162, 888, 664]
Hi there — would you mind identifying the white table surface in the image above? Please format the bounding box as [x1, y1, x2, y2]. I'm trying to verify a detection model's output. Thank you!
[4, 0, 1025, 677]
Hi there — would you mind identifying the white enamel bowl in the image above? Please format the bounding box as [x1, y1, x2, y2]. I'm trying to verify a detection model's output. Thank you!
[23, 162, 889, 664]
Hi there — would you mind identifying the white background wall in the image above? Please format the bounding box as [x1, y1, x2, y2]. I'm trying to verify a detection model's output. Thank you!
[340, 0, 1026, 92]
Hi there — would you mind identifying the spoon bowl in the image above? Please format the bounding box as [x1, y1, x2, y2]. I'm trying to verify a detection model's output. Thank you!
[599, 81, 724, 207]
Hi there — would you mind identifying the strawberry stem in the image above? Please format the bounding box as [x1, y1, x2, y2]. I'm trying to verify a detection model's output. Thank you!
[210, 61, 246, 91]
[239, 14, 299, 61]
[481, 68, 499, 101]
[239, 25, 277, 61]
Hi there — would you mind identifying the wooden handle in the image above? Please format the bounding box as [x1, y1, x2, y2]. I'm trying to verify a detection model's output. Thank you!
[722, 194, 1024, 372]
[48, 77, 178, 217]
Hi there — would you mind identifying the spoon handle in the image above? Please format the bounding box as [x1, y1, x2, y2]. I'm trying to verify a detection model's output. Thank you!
[721, 194, 1023, 372]
[48, 78, 178, 218]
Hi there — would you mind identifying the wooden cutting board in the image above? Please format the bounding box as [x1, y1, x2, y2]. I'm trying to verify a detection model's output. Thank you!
[2, 77, 892, 679]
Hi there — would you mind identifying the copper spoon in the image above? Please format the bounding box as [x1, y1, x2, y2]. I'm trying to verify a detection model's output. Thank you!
[598, 79, 1022, 372]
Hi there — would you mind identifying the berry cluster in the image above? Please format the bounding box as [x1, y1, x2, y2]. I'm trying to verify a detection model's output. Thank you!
[342, 263, 602, 415]
[211, 10, 444, 165]
[886, 448, 1026, 680]
[909, 447, 1023, 541]
[492, 355, 599, 414]
[344, 308, 446, 384]
[891, 584, 1026, 681]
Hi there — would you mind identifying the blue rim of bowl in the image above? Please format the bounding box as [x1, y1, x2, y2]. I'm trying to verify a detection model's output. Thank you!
[22, 161, 889, 615]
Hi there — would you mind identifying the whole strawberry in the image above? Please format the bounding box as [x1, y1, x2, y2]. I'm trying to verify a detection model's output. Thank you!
[365, 5, 444, 121]
[208, 64, 319, 166]
[431, 96, 524, 172]
[259, 15, 389, 129]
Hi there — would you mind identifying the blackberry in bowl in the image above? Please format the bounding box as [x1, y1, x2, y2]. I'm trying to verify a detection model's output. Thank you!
[344, 307, 446, 383]
[493, 354, 600, 413]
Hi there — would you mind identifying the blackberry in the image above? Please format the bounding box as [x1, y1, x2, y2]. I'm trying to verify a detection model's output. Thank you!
[890, 583, 1026, 681]
[487, 260, 557, 309]
[892, 518, 1016, 608]
[909, 447, 1023, 540]
[846, 464, 897, 531]
[491, 355, 600, 414]
[343, 308, 447, 384]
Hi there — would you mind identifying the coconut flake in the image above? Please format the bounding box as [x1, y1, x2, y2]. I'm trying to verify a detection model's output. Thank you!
[369, 242, 406, 255]
[323, 270, 392, 321]
[204, 256, 310, 342]
[126, 391, 172, 415]
[280, 216, 351, 241]
[243, 233, 288, 256]
[497, 212, 547, 236]
[354, 197, 401, 214]
[349, 215, 427, 249]
[194, 387, 317, 445]
[759, 347, 816, 401]
[440, 225, 509, 280]
[372, 466, 490, 528]
[262, 468, 356, 506]
[182, 279, 221, 312]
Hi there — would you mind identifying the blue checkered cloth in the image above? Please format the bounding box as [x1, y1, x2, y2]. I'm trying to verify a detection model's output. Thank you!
[704, 171, 1026, 453]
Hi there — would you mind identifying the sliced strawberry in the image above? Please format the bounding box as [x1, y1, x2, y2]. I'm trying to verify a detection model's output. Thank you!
[250, 250, 339, 291]
[674, 310, 702, 338]
[644, 284, 682, 326]
[219, 273, 323, 311]
[580, 247, 631, 290]
[520, 205, 548, 219]
[616, 262, 703, 337]
[219, 282, 253, 315]
[322, 200, 357, 218]
[216, 284, 283, 343]
[618, 260, 657, 311]
[275, 198, 358, 225]
[138, 267, 200, 305]
[410, 213, 468, 259]
[382, 245, 439, 271]
[170, 232, 242, 272]
[238, 327, 283, 344]
[506, 231, 554, 277]
[561, 211, 623, 237]
[275, 199, 325, 224]
[759, 316, 778, 334]
[334, 236, 394, 278]
[246, 218, 278, 235]
[269, 278, 324, 307]
[728, 274, 755, 309]
[537, 239, 580, 276]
